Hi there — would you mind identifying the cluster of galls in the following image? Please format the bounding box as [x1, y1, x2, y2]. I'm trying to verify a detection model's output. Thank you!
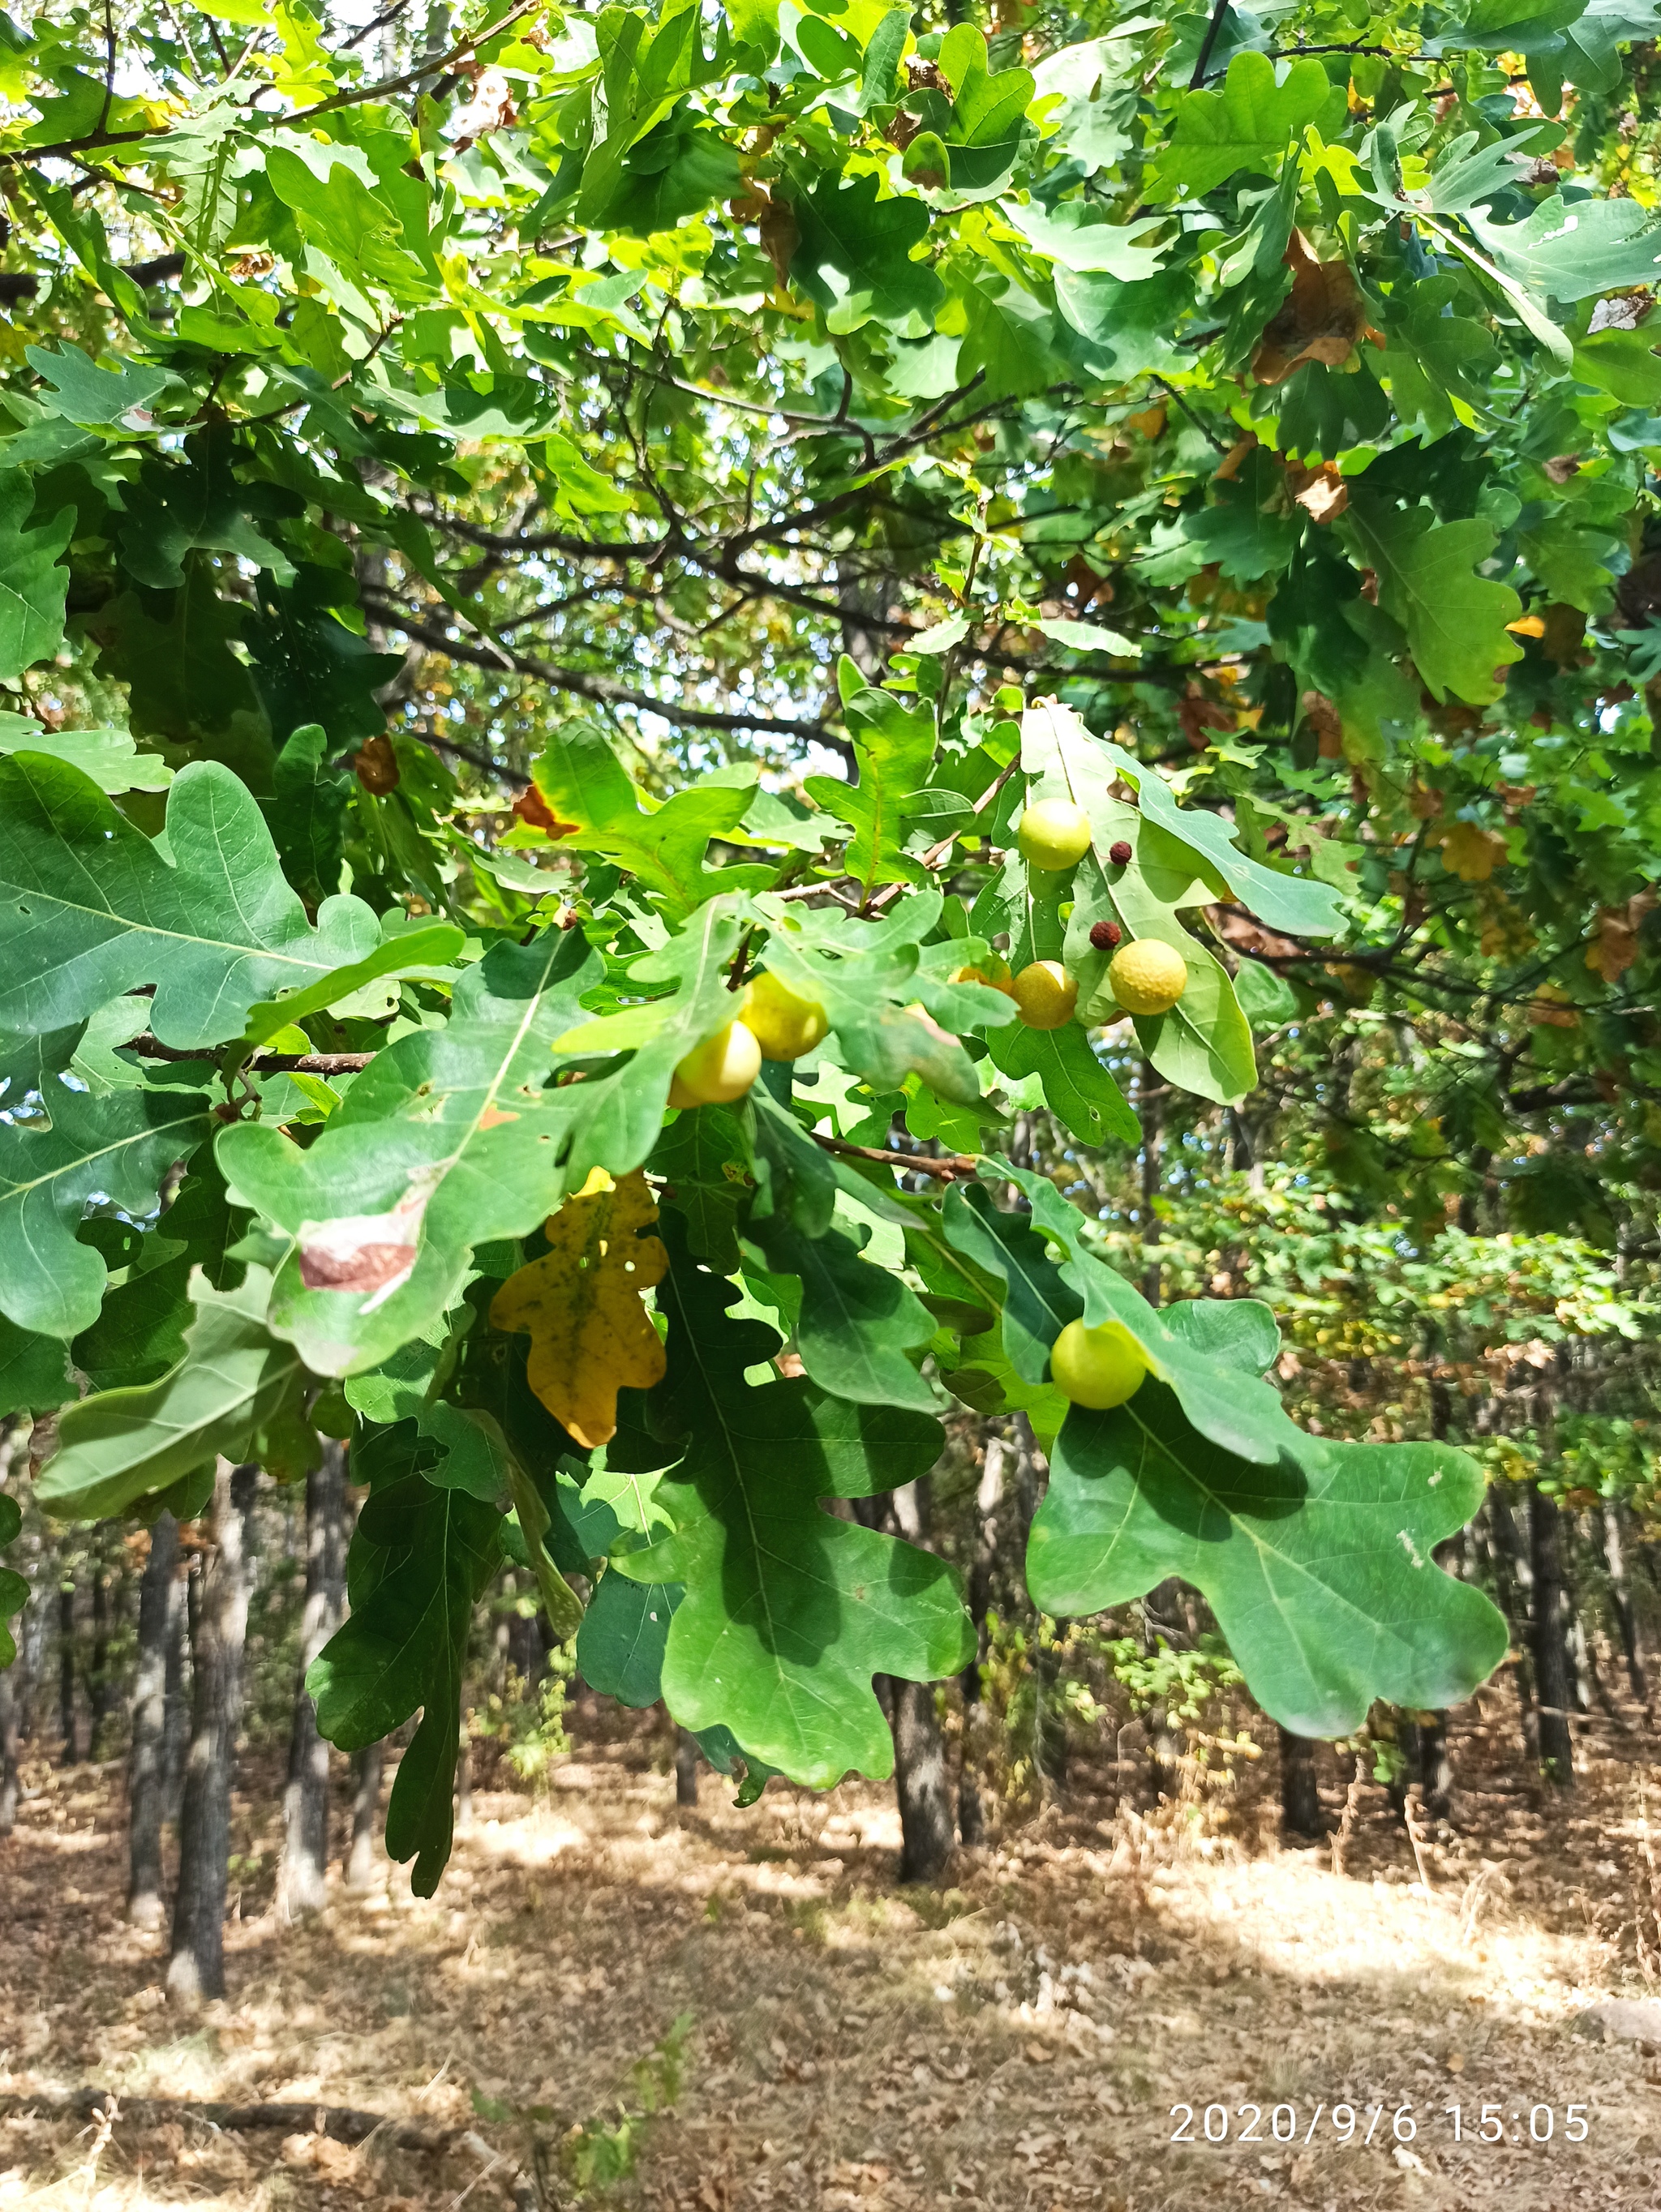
[1005, 800, 1191, 1022]
[667, 801, 1191, 1110]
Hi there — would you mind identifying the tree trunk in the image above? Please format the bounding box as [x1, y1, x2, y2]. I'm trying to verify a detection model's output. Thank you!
[0, 1663, 19, 1838]
[1388, 1713, 1423, 1823]
[674, 1727, 699, 1809]
[57, 1577, 77, 1765]
[162, 1554, 190, 1824]
[344, 1740, 384, 1893]
[1603, 1501, 1649, 1704]
[456, 1730, 474, 1833]
[127, 1512, 179, 1930]
[88, 1564, 116, 1761]
[856, 1483, 957, 1884]
[1529, 1484, 1576, 1787]
[1278, 1727, 1324, 1840]
[892, 1678, 954, 1884]
[167, 1462, 256, 2006]
[1485, 1485, 1539, 1759]
[1419, 1713, 1453, 1823]
[277, 1444, 347, 1922]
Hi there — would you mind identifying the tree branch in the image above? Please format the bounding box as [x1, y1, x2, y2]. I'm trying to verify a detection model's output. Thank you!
[362, 594, 830, 739]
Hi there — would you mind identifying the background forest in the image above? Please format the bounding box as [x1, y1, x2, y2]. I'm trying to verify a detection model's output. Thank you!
[2, 0, 1661, 2198]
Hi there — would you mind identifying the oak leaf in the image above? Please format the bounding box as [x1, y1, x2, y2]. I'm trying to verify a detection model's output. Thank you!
[1252, 233, 1383, 385]
[1438, 821, 1509, 883]
[490, 1168, 668, 1448]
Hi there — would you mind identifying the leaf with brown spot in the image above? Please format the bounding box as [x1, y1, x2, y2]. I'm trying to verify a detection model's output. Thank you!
[1252, 233, 1383, 385]
[513, 783, 579, 837]
[490, 1168, 668, 1448]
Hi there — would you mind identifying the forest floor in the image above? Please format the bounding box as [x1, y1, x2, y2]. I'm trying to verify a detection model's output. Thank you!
[2, 1692, 1661, 2212]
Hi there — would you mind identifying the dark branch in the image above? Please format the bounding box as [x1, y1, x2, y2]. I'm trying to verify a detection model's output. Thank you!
[363, 595, 830, 739]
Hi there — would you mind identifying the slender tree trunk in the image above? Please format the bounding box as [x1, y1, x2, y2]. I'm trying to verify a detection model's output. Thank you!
[1388, 1713, 1423, 1822]
[1279, 1727, 1324, 1839]
[344, 1740, 385, 1893]
[892, 1679, 955, 1884]
[57, 1578, 77, 1764]
[0, 1664, 19, 1838]
[456, 1730, 474, 1832]
[1419, 1713, 1453, 1823]
[167, 1462, 256, 2005]
[162, 1555, 190, 1824]
[674, 1727, 699, 1809]
[856, 1483, 956, 1884]
[277, 1445, 347, 1921]
[1603, 1501, 1649, 1704]
[88, 1565, 114, 1761]
[127, 1513, 179, 1930]
[1529, 1484, 1576, 1787]
[1486, 1485, 1539, 1759]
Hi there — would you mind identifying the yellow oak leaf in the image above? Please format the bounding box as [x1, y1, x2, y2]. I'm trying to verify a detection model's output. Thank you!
[1438, 821, 1509, 883]
[489, 1168, 668, 1449]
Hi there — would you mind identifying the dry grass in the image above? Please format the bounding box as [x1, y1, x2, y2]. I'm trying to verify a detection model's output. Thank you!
[2, 1697, 1660, 2211]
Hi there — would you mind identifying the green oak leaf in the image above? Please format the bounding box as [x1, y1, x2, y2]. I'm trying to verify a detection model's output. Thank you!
[0, 1491, 24, 1667]
[0, 716, 173, 792]
[1027, 1380, 1509, 1735]
[612, 1245, 971, 1785]
[0, 753, 381, 1047]
[0, 474, 72, 683]
[260, 723, 352, 909]
[242, 920, 465, 1045]
[750, 891, 1010, 1106]
[649, 1101, 753, 1272]
[1341, 500, 1523, 705]
[1003, 201, 1165, 278]
[984, 1017, 1140, 1147]
[220, 931, 600, 1376]
[804, 667, 936, 898]
[1149, 52, 1338, 199]
[1467, 192, 1661, 302]
[749, 1217, 939, 1412]
[944, 1170, 1302, 1467]
[577, 1567, 683, 1707]
[35, 1264, 311, 1520]
[115, 436, 294, 590]
[309, 1447, 501, 1895]
[525, 721, 770, 919]
[553, 896, 758, 1179]
[0, 1315, 72, 1420]
[24, 339, 178, 425]
[788, 170, 945, 333]
[88, 572, 271, 782]
[71, 1168, 239, 1394]
[0, 1078, 212, 1337]
[1024, 697, 1342, 939]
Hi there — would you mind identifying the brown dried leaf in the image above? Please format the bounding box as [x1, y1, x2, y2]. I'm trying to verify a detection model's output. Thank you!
[354, 734, 400, 795]
[1285, 459, 1348, 524]
[1251, 233, 1382, 386]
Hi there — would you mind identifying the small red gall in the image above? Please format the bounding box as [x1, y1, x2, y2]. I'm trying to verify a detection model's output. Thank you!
[1109, 840, 1133, 866]
[1088, 920, 1122, 951]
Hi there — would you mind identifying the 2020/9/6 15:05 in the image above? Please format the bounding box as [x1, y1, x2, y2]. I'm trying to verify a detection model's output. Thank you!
[1170, 2103, 1590, 2146]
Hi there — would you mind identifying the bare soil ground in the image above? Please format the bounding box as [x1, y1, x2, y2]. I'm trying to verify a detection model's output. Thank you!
[3, 1695, 1660, 2212]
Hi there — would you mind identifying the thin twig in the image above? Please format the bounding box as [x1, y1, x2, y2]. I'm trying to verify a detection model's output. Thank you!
[813, 1133, 980, 1182]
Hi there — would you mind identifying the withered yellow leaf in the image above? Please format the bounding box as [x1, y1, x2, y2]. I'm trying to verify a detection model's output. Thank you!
[489, 1168, 667, 1448]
